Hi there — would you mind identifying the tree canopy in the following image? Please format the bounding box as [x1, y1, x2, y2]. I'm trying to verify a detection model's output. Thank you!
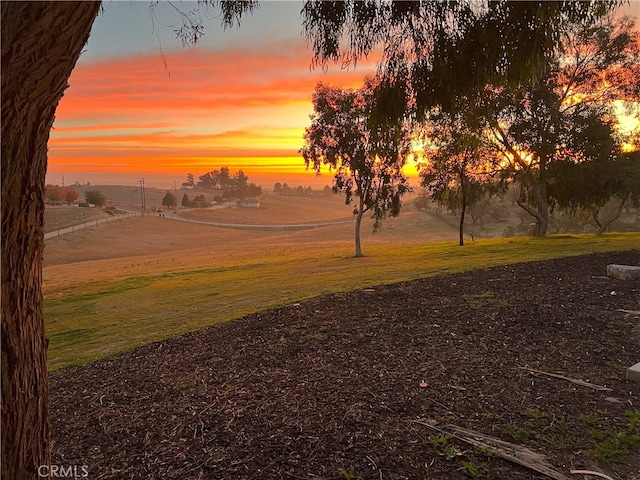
[181, 173, 195, 189]
[419, 104, 500, 245]
[45, 185, 79, 204]
[196, 167, 262, 199]
[162, 190, 177, 208]
[301, 79, 412, 257]
[483, 14, 639, 235]
[302, 0, 621, 119]
[548, 150, 640, 232]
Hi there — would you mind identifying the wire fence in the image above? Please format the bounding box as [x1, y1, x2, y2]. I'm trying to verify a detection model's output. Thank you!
[166, 214, 353, 231]
[44, 209, 354, 239]
[44, 211, 141, 239]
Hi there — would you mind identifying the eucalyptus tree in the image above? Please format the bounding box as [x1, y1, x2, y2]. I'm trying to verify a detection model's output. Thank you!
[301, 1, 620, 119]
[419, 107, 499, 246]
[301, 1, 627, 238]
[485, 15, 639, 235]
[2, 5, 102, 479]
[1, 1, 623, 477]
[1, 3, 257, 478]
[301, 79, 412, 257]
[548, 148, 640, 233]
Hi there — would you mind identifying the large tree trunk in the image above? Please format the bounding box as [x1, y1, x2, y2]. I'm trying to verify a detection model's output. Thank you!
[354, 196, 365, 257]
[459, 174, 466, 246]
[533, 180, 549, 237]
[516, 179, 549, 237]
[1, 3, 101, 479]
[459, 202, 466, 246]
[592, 196, 627, 234]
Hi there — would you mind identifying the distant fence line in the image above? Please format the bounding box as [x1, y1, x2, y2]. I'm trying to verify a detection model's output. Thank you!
[166, 214, 353, 231]
[44, 211, 140, 240]
[44, 210, 353, 239]
[44, 207, 499, 239]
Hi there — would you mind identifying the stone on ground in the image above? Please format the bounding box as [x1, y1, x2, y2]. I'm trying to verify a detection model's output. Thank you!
[627, 363, 640, 382]
[607, 264, 640, 280]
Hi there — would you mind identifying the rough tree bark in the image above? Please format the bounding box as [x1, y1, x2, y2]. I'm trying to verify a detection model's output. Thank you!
[592, 196, 627, 234]
[458, 171, 467, 246]
[491, 122, 551, 237]
[354, 194, 365, 257]
[516, 175, 549, 237]
[1, 2, 101, 478]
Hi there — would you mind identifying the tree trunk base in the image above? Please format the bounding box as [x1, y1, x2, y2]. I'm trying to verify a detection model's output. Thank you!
[1, 3, 101, 478]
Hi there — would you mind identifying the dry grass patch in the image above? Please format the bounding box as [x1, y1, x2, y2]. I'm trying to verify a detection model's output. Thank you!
[179, 192, 355, 225]
[44, 226, 640, 370]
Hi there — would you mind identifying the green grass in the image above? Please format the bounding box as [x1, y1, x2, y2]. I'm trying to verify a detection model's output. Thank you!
[462, 458, 489, 479]
[590, 410, 640, 463]
[464, 291, 507, 309]
[502, 408, 574, 449]
[425, 435, 492, 478]
[45, 232, 639, 370]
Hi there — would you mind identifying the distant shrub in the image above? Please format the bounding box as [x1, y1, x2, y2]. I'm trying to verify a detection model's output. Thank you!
[84, 190, 107, 207]
[192, 194, 210, 208]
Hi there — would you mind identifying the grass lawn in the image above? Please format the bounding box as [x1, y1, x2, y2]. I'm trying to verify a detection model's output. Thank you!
[45, 232, 639, 370]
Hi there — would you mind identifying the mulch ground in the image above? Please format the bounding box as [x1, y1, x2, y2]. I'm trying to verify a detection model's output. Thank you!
[50, 250, 640, 480]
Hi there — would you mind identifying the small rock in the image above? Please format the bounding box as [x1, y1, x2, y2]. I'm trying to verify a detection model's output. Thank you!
[607, 264, 640, 280]
[627, 363, 640, 382]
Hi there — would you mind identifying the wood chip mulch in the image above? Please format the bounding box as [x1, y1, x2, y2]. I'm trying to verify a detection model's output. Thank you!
[50, 250, 640, 479]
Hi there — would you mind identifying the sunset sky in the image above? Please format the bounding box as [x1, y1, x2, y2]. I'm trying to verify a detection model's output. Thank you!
[47, 1, 638, 191]
[47, 1, 380, 190]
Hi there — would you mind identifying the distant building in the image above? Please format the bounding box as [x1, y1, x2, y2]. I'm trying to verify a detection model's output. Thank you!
[239, 197, 261, 208]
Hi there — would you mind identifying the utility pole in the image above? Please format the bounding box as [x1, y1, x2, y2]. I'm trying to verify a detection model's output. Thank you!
[174, 180, 178, 211]
[139, 178, 146, 216]
[139, 179, 143, 216]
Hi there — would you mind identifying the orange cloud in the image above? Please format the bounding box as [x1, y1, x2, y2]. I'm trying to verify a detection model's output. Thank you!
[49, 39, 378, 187]
[54, 42, 375, 123]
[50, 127, 305, 155]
